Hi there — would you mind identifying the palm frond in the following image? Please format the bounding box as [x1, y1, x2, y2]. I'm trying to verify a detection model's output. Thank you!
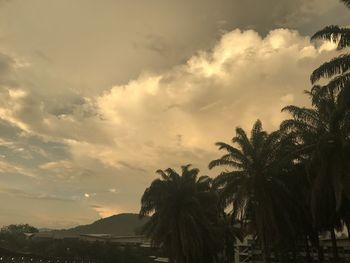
[280, 119, 318, 134]
[214, 142, 250, 165]
[341, 0, 350, 8]
[311, 25, 350, 50]
[336, 83, 350, 111]
[208, 158, 243, 170]
[259, 131, 282, 163]
[306, 85, 336, 108]
[197, 175, 211, 184]
[282, 105, 321, 128]
[234, 127, 249, 145]
[181, 164, 199, 180]
[233, 127, 255, 156]
[311, 54, 350, 84]
[250, 120, 268, 150]
[213, 171, 245, 188]
[156, 169, 168, 180]
[326, 71, 350, 93]
[215, 142, 239, 154]
[251, 119, 263, 138]
[164, 168, 180, 182]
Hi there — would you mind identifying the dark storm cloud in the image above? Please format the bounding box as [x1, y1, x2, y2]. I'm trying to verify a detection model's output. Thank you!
[34, 50, 53, 64]
[0, 0, 346, 94]
[0, 52, 16, 86]
[0, 0, 347, 228]
[117, 161, 147, 173]
[0, 187, 76, 202]
[193, 0, 349, 36]
[0, 53, 12, 75]
[135, 34, 170, 57]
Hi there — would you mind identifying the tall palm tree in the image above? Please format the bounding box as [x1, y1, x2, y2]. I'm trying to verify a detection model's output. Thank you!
[310, 0, 350, 126]
[209, 120, 301, 262]
[280, 87, 350, 262]
[139, 165, 222, 263]
[293, 2, 350, 259]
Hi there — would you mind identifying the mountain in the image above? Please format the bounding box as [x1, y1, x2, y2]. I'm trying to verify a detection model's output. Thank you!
[57, 213, 149, 236]
[38, 228, 55, 232]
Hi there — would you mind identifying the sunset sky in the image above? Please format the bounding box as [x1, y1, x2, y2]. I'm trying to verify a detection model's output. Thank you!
[0, 0, 348, 229]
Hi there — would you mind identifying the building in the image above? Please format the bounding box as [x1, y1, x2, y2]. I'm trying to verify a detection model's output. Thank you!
[79, 234, 147, 245]
[27, 232, 79, 241]
[235, 235, 350, 263]
[320, 237, 350, 262]
[28, 232, 150, 247]
[235, 236, 264, 263]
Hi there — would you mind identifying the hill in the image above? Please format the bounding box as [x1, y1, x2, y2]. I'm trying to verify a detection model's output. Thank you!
[57, 213, 149, 236]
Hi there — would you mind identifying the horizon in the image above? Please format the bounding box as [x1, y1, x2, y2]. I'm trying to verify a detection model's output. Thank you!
[0, 0, 349, 229]
[4, 212, 145, 231]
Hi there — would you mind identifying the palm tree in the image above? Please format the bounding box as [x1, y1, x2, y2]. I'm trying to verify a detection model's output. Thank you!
[218, 213, 243, 263]
[300, 1, 350, 260]
[209, 120, 300, 262]
[280, 86, 350, 262]
[139, 165, 222, 263]
[310, 0, 350, 135]
[283, 2, 350, 259]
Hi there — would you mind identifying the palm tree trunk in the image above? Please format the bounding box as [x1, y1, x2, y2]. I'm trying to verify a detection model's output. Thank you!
[314, 232, 324, 263]
[304, 235, 312, 263]
[261, 232, 270, 263]
[224, 233, 236, 263]
[330, 227, 339, 263]
[231, 240, 235, 263]
[262, 247, 270, 263]
[291, 242, 297, 263]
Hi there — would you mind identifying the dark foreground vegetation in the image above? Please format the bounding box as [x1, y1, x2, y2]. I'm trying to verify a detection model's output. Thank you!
[139, 1, 350, 262]
[0, 225, 153, 263]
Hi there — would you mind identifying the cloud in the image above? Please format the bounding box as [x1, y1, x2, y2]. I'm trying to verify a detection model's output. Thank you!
[0, 27, 341, 228]
[90, 205, 120, 218]
[63, 29, 337, 175]
[2, 28, 337, 181]
[39, 160, 94, 179]
[109, 188, 117, 193]
[0, 187, 77, 202]
[0, 0, 348, 229]
[0, 52, 15, 85]
[0, 158, 35, 177]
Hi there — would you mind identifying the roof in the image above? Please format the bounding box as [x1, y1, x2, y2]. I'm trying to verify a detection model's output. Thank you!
[154, 258, 169, 262]
[31, 232, 79, 239]
[80, 234, 112, 238]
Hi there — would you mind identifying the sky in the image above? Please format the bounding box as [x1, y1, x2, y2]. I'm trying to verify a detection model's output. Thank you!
[0, 0, 348, 229]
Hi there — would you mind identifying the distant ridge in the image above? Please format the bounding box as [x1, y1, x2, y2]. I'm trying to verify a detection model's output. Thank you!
[56, 213, 149, 236]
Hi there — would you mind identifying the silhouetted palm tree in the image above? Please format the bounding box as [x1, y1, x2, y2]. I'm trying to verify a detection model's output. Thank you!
[281, 86, 350, 262]
[139, 165, 222, 263]
[209, 120, 300, 262]
[301, 2, 350, 260]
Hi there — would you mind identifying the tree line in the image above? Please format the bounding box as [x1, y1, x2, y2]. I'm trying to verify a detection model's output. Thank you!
[138, 1, 350, 262]
[0, 224, 153, 263]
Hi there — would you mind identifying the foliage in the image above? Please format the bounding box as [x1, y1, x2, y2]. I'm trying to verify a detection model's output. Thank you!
[1, 224, 39, 235]
[209, 121, 303, 253]
[139, 165, 223, 263]
[0, 231, 152, 263]
[139, 3, 350, 263]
